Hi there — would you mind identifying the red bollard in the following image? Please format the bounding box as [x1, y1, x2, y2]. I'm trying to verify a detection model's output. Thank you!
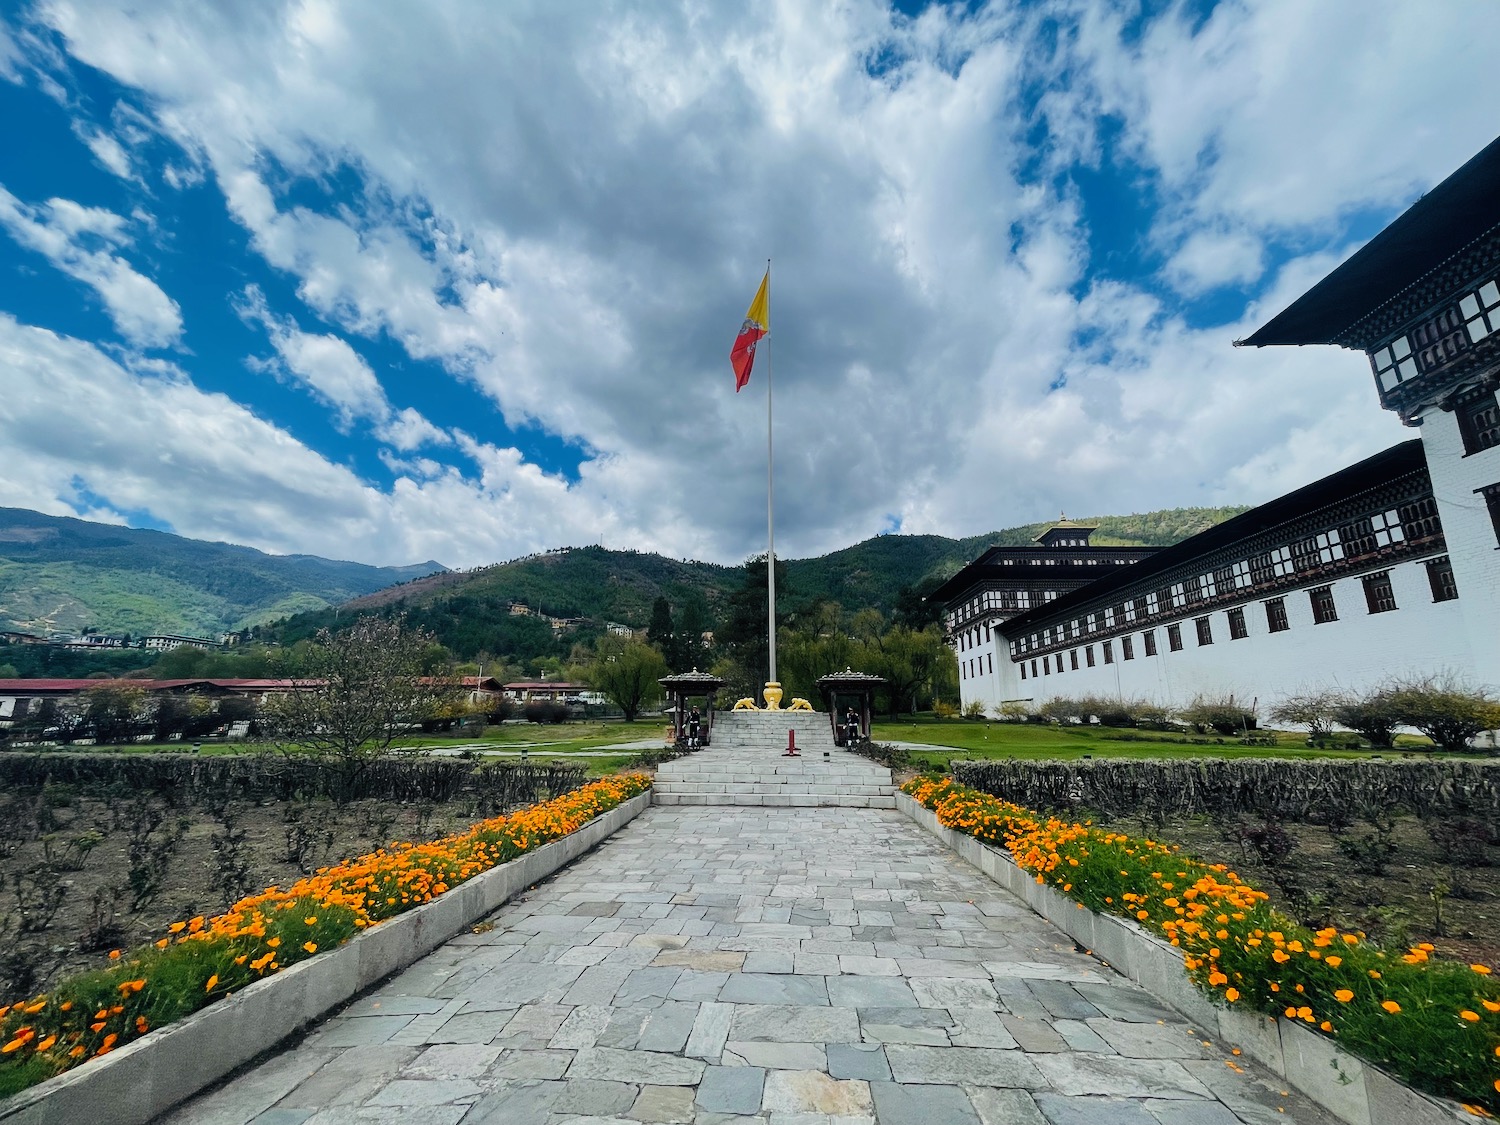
[783, 729, 800, 757]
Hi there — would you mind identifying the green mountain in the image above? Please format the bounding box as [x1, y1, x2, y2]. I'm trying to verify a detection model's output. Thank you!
[273, 506, 1248, 660]
[0, 508, 446, 638]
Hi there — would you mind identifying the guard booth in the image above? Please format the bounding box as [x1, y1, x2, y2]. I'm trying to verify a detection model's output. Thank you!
[657, 670, 724, 749]
[815, 669, 885, 747]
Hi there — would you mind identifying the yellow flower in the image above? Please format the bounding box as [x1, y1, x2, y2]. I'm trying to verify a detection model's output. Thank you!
[1381, 1000, 1401, 1014]
[1334, 990, 1354, 1003]
[1459, 1010, 1480, 1023]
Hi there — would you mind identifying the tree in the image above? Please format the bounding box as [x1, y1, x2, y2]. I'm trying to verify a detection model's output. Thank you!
[590, 637, 667, 721]
[718, 554, 792, 684]
[1331, 689, 1401, 749]
[261, 615, 457, 789]
[81, 683, 150, 744]
[1386, 674, 1500, 752]
[677, 599, 709, 671]
[1268, 690, 1341, 740]
[647, 597, 683, 671]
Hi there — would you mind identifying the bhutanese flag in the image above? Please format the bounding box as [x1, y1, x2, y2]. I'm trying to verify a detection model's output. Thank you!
[730, 271, 769, 392]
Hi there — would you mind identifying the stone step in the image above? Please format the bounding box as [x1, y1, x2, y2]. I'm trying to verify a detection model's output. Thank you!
[651, 792, 897, 808]
[654, 782, 895, 796]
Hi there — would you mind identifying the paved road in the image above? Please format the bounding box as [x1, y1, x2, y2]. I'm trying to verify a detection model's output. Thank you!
[162, 807, 1321, 1124]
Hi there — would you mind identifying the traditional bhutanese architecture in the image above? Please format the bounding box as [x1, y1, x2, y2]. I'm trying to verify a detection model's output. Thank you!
[931, 520, 1157, 709]
[1240, 133, 1500, 694]
[944, 134, 1500, 716]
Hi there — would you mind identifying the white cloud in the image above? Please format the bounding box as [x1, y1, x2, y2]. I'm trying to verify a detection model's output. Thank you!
[73, 124, 133, 179]
[236, 283, 450, 449]
[4, 1, 1493, 569]
[0, 184, 181, 347]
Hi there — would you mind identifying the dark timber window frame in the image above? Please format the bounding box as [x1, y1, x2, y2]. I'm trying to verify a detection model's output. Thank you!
[1426, 556, 1460, 602]
[1102, 640, 1114, 664]
[1265, 597, 1290, 633]
[1142, 629, 1157, 657]
[1195, 616, 1213, 646]
[1070, 649, 1079, 670]
[1362, 571, 1398, 614]
[1167, 623, 1183, 651]
[1458, 390, 1500, 456]
[1121, 635, 1134, 661]
[1085, 646, 1095, 668]
[1482, 483, 1500, 548]
[1310, 585, 1338, 625]
[1227, 606, 1248, 640]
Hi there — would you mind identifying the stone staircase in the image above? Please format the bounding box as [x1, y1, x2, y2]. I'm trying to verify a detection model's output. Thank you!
[653, 709, 896, 807]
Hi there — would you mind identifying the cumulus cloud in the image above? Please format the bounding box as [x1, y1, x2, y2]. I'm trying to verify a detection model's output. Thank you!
[0, 184, 181, 347]
[2, 1, 1496, 568]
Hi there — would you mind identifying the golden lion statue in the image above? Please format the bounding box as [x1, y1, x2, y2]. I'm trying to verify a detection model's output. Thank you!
[732, 697, 759, 711]
[788, 698, 813, 711]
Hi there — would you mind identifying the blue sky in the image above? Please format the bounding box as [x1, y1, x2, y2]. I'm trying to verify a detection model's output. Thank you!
[1, 1, 1497, 568]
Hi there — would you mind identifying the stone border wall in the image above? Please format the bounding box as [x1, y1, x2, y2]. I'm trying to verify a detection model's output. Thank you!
[0, 790, 653, 1125]
[895, 791, 1470, 1125]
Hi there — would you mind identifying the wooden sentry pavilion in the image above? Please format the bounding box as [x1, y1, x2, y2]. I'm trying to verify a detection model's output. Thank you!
[815, 669, 885, 746]
[657, 669, 725, 747]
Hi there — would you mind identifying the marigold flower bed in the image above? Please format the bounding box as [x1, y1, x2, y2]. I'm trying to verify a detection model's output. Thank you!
[903, 776, 1500, 1115]
[0, 772, 651, 1098]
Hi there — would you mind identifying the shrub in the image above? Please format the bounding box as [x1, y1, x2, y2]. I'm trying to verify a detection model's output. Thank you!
[1386, 675, 1500, 752]
[993, 702, 1030, 723]
[932, 701, 959, 719]
[523, 700, 570, 724]
[961, 700, 987, 721]
[1332, 689, 1402, 748]
[1268, 690, 1341, 740]
[1177, 693, 1256, 736]
[1039, 697, 1083, 724]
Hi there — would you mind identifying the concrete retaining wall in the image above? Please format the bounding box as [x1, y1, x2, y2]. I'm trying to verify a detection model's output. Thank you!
[0, 789, 653, 1125]
[896, 791, 1470, 1125]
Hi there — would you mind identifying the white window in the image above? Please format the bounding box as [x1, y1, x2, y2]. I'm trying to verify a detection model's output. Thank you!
[1232, 560, 1251, 589]
[1315, 530, 1344, 564]
[1086, 613, 1097, 633]
[1104, 606, 1116, 628]
[1200, 574, 1216, 599]
[1371, 335, 1417, 392]
[1145, 591, 1159, 615]
[1372, 509, 1406, 547]
[1270, 546, 1294, 578]
[1124, 600, 1138, 623]
[1460, 279, 1500, 344]
[1170, 582, 1186, 608]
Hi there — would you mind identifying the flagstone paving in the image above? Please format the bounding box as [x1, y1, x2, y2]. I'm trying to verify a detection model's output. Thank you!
[159, 806, 1324, 1124]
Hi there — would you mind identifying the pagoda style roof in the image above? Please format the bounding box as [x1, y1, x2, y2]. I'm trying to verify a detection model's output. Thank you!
[815, 669, 887, 689]
[1033, 514, 1098, 541]
[1241, 134, 1500, 348]
[658, 669, 725, 691]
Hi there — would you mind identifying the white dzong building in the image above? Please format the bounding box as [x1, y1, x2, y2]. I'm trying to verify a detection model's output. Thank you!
[945, 135, 1500, 716]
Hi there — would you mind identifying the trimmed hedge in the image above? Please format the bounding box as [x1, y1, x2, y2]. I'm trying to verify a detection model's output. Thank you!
[951, 757, 1500, 821]
[0, 752, 585, 807]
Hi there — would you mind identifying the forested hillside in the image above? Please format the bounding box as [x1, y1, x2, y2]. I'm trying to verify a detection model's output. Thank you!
[272, 506, 1249, 664]
[0, 508, 445, 638]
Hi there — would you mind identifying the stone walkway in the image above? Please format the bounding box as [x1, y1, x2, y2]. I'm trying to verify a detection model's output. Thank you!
[161, 807, 1323, 1124]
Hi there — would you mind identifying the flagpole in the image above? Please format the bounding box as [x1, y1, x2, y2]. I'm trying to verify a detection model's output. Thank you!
[764, 258, 776, 689]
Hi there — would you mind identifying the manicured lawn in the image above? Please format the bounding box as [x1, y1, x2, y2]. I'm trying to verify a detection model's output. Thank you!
[869, 716, 1448, 770]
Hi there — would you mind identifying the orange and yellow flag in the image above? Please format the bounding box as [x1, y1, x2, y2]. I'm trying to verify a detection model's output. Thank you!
[730, 271, 769, 392]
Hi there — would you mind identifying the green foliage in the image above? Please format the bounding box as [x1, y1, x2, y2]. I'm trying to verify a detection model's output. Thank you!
[589, 638, 667, 721]
[1385, 674, 1500, 752]
[1177, 693, 1257, 736]
[0, 508, 442, 638]
[1333, 689, 1403, 749]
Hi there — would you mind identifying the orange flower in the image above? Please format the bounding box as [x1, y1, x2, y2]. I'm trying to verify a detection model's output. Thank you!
[1334, 990, 1354, 1003]
[1459, 1010, 1480, 1023]
[1382, 1001, 1401, 1014]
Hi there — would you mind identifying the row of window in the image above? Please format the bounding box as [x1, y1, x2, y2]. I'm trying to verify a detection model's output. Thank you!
[1009, 502, 1443, 659]
[1457, 389, 1500, 456]
[1371, 279, 1500, 394]
[1013, 560, 1460, 681]
[960, 653, 994, 681]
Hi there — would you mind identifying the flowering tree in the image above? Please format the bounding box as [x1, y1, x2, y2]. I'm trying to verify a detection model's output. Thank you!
[262, 615, 455, 790]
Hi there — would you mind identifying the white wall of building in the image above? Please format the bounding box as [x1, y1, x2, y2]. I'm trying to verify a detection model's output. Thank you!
[957, 557, 1474, 715]
[1419, 410, 1500, 689]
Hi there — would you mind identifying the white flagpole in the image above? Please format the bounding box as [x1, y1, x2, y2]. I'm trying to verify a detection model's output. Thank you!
[764, 259, 776, 688]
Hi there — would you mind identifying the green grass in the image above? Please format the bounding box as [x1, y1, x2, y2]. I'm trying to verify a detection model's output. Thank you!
[869, 716, 1454, 771]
